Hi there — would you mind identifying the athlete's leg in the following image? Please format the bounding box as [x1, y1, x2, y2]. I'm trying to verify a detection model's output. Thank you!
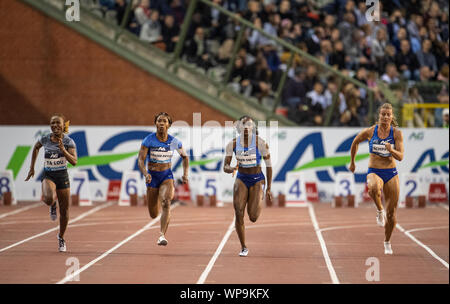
[147, 187, 160, 219]
[56, 188, 70, 238]
[367, 173, 384, 211]
[383, 175, 400, 242]
[233, 179, 249, 250]
[42, 179, 57, 206]
[158, 179, 175, 236]
[247, 180, 264, 223]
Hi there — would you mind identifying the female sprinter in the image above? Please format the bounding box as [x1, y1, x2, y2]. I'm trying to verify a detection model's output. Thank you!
[25, 114, 78, 252]
[138, 112, 189, 246]
[223, 116, 273, 257]
[349, 103, 404, 255]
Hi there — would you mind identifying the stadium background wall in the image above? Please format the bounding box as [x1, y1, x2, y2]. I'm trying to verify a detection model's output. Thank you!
[0, 0, 232, 126]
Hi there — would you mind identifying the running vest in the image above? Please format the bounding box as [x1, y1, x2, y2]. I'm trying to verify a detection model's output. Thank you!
[39, 134, 76, 171]
[233, 135, 262, 168]
[369, 125, 395, 157]
[142, 133, 182, 164]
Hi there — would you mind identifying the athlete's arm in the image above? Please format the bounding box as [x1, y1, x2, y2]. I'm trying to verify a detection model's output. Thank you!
[386, 128, 404, 161]
[349, 127, 372, 173]
[258, 137, 273, 203]
[223, 140, 238, 174]
[176, 147, 189, 184]
[57, 137, 77, 166]
[25, 141, 42, 181]
[138, 145, 151, 184]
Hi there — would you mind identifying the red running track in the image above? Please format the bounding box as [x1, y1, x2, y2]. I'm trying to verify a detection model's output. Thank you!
[0, 201, 448, 284]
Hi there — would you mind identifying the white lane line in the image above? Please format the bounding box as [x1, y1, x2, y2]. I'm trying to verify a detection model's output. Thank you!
[197, 217, 235, 284]
[0, 202, 115, 253]
[0, 203, 41, 220]
[57, 203, 178, 284]
[319, 224, 377, 233]
[439, 204, 449, 211]
[396, 224, 449, 269]
[307, 203, 340, 284]
[406, 226, 448, 234]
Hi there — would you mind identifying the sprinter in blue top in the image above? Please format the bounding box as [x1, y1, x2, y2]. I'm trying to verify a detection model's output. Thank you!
[138, 112, 189, 246]
[223, 116, 273, 257]
[349, 103, 404, 255]
[25, 114, 78, 252]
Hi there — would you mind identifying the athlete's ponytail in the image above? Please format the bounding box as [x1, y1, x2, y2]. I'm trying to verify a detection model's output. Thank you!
[64, 120, 70, 134]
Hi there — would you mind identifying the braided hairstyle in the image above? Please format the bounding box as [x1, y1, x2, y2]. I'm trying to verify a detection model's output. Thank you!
[154, 112, 173, 126]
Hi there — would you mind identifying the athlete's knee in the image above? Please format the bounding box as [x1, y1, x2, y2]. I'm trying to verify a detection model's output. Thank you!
[42, 194, 54, 205]
[161, 198, 171, 210]
[385, 210, 396, 223]
[149, 210, 158, 218]
[249, 214, 259, 223]
[234, 208, 245, 224]
[368, 185, 380, 198]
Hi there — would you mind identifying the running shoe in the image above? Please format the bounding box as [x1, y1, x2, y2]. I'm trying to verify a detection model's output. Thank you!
[58, 234, 66, 252]
[239, 247, 249, 257]
[376, 209, 386, 227]
[384, 241, 393, 255]
[157, 235, 168, 246]
[50, 202, 57, 221]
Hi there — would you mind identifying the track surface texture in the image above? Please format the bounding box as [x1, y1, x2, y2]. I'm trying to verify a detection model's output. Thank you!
[0, 201, 448, 284]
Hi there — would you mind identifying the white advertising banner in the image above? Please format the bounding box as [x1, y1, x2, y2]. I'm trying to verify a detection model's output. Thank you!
[0, 126, 448, 203]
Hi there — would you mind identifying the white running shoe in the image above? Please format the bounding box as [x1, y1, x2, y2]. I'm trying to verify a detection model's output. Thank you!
[50, 202, 57, 221]
[239, 248, 249, 257]
[384, 242, 393, 255]
[58, 234, 66, 252]
[157, 235, 168, 246]
[376, 210, 386, 227]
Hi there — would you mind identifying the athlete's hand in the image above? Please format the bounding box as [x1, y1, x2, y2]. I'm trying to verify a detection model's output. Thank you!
[25, 168, 34, 181]
[57, 137, 65, 152]
[231, 165, 239, 177]
[145, 174, 152, 184]
[182, 174, 189, 184]
[265, 189, 273, 204]
[349, 162, 356, 173]
[385, 142, 392, 152]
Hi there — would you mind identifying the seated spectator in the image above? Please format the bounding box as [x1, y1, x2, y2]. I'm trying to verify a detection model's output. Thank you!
[443, 108, 449, 128]
[281, 68, 307, 109]
[416, 39, 438, 78]
[329, 40, 347, 70]
[306, 27, 325, 56]
[370, 28, 388, 63]
[305, 82, 328, 126]
[161, 14, 180, 53]
[139, 10, 162, 43]
[229, 56, 252, 96]
[325, 79, 347, 117]
[169, 0, 186, 27]
[246, 51, 272, 100]
[303, 64, 319, 93]
[184, 27, 215, 71]
[135, 0, 151, 27]
[115, 0, 139, 35]
[395, 39, 420, 81]
[402, 86, 425, 127]
[419, 66, 432, 82]
[318, 39, 333, 65]
[381, 63, 400, 85]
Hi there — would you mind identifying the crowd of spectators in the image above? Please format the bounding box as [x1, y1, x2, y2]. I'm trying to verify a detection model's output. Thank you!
[92, 0, 449, 127]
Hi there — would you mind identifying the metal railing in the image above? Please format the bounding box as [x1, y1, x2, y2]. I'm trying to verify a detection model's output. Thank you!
[167, 0, 382, 125]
